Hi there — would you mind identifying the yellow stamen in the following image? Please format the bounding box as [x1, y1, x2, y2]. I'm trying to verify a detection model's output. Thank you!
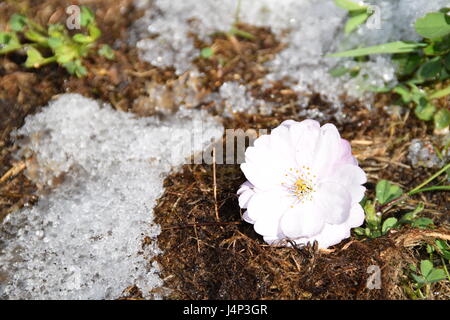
[293, 178, 312, 196]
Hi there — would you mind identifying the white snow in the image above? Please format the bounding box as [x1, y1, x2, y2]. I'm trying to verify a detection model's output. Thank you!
[216, 81, 273, 115]
[0, 94, 223, 299]
[134, 0, 449, 111]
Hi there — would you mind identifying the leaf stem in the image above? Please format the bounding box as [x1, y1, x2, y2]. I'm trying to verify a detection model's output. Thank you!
[36, 56, 57, 67]
[378, 163, 450, 212]
[234, 0, 242, 24]
[408, 162, 450, 195]
[408, 185, 450, 195]
[441, 257, 450, 282]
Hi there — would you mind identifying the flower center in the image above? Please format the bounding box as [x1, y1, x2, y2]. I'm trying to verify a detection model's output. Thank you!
[293, 178, 312, 196]
[281, 167, 316, 205]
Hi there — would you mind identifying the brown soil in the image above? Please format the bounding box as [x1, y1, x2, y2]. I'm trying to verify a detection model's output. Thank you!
[152, 107, 449, 300]
[0, 0, 448, 300]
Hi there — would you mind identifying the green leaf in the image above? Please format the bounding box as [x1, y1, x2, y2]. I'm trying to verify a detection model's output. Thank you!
[441, 249, 450, 260]
[54, 45, 78, 64]
[349, 66, 360, 77]
[429, 86, 450, 99]
[393, 85, 412, 103]
[24, 30, 48, 45]
[80, 6, 96, 27]
[435, 240, 450, 260]
[363, 200, 380, 230]
[88, 24, 101, 41]
[426, 268, 447, 283]
[334, 0, 367, 12]
[64, 59, 87, 78]
[382, 217, 398, 235]
[411, 217, 434, 229]
[443, 53, 450, 71]
[418, 57, 442, 80]
[24, 47, 45, 68]
[9, 14, 27, 32]
[415, 12, 450, 40]
[376, 180, 403, 205]
[434, 108, 450, 129]
[47, 37, 64, 50]
[327, 41, 426, 58]
[329, 66, 349, 77]
[201, 47, 214, 59]
[229, 27, 255, 40]
[414, 99, 436, 121]
[0, 32, 21, 54]
[353, 227, 365, 236]
[393, 53, 422, 76]
[98, 44, 115, 60]
[77, 44, 90, 58]
[72, 34, 93, 44]
[436, 239, 450, 251]
[345, 12, 370, 34]
[400, 203, 424, 224]
[48, 24, 65, 38]
[438, 68, 450, 81]
[423, 36, 450, 56]
[0, 32, 11, 45]
[420, 260, 433, 278]
[411, 273, 426, 285]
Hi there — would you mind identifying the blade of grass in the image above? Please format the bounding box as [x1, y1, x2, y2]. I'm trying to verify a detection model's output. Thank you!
[327, 41, 426, 58]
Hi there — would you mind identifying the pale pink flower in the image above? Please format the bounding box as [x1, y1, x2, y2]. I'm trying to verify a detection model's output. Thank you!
[238, 119, 367, 249]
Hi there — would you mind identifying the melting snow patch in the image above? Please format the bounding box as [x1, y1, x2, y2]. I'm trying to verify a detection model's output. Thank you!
[0, 94, 223, 299]
[134, 0, 449, 108]
[216, 82, 273, 116]
[407, 139, 449, 169]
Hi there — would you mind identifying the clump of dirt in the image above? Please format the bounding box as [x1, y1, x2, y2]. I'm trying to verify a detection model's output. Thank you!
[191, 22, 304, 110]
[192, 23, 283, 90]
[153, 106, 450, 300]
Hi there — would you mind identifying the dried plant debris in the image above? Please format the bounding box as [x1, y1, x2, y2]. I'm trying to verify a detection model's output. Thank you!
[192, 23, 284, 91]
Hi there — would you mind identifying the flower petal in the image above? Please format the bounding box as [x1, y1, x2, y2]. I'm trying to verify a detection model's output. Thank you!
[246, 189, 293, 228]
[314, 182, 351, 224]
[346, 203, 365, 228]
[240, 162, 280, 190]
[312, 123, 342, 175]
[242, 210, 255, 224]
[279, 201, 325, 238]
[254, 213, 284, 238]
[291, 120, 321, 167]
[242, 131, 296, 190]
[237, 181, 255, 209]
[313, 223, 352, 249]
[323, 164, 367, 203]
[338, 139, 358, 166]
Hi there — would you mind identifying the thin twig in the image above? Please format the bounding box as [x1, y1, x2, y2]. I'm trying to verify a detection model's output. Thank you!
[192, 221, 201, 253]
[0, 161, 26, 184]
[124, 69, 157, 77]
[212, 146, 220, 221]
[161, 221, 242, 231]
